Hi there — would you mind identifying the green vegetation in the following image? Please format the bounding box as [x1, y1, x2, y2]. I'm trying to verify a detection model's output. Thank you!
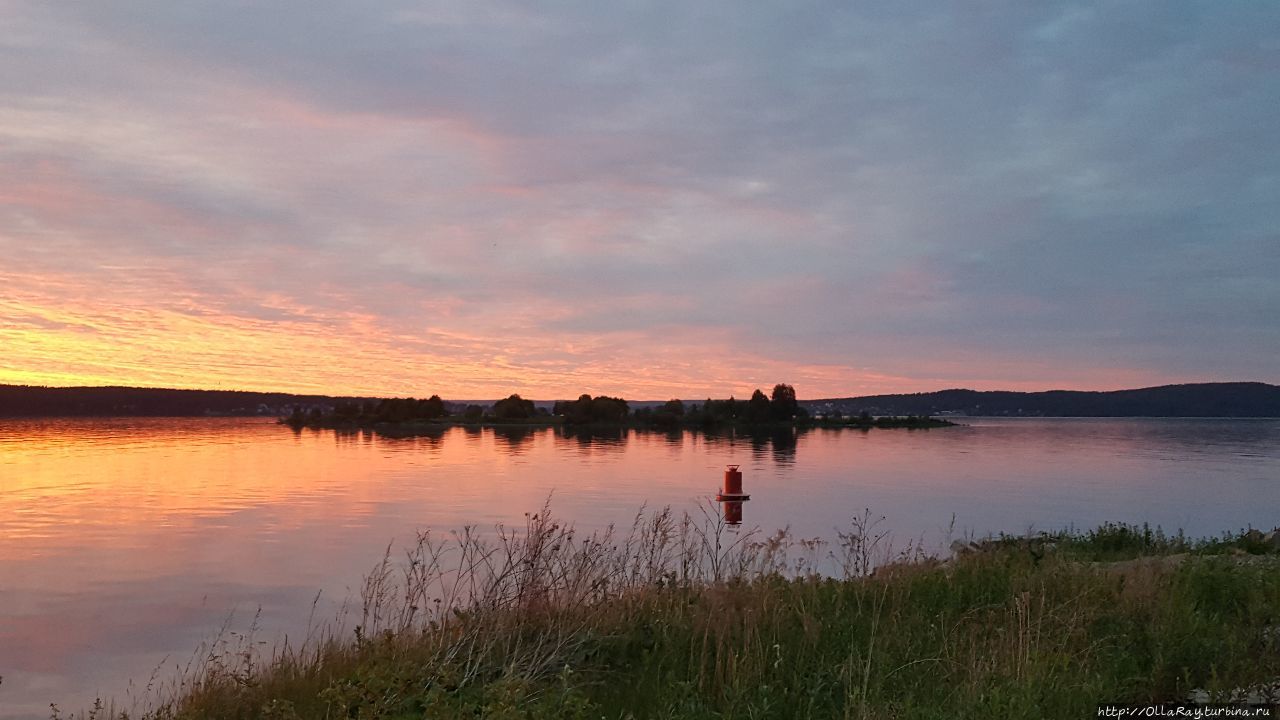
[284, 394, 555, 431]
[553, 394, 630, 425]
[4, 381, 1275, 419]
[490, 394, 539, 421]
[636, 386, 953, 430]
[653, 383, 809, 428]
[1036, 521, 1280, 562]
[87, 513, 1280, 720]
[284, 384, 955, 435]
[282, 384, 958, 438]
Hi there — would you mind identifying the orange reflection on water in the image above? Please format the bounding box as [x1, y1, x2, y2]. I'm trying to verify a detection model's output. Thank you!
[1, 417, 1278, 718]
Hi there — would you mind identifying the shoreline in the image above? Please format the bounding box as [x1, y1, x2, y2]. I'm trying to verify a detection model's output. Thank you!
[76, 517, 1280, 719]
[279, 415, 958, 435]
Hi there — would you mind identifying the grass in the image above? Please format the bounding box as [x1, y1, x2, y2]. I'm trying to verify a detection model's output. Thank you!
[74, 510, 1280, 720]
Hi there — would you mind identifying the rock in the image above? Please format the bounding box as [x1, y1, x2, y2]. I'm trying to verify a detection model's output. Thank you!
[1188, 679, 1280, 705]
[1262, 625, 1280, 645]
[1098, 553, 1188, 574]
[1263, 529, 1280, 551]
[1245, 528, 1265, 544]
[950, 540, 977, 555]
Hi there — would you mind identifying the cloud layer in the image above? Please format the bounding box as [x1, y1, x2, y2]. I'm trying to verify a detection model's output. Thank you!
[2, 1, 1277, 398]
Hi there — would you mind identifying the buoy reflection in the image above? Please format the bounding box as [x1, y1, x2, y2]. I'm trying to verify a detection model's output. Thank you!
[715, 464, 750, 526]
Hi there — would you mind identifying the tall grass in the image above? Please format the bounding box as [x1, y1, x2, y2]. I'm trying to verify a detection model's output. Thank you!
[81, 508, 1280, 720]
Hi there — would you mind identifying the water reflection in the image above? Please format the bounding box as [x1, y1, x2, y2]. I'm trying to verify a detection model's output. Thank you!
[657, 428, 685, 447]
[0, 417, 1277, 719]
[722, 499, 745, 525]
[491, 426, 538, 454]
[559, 425, 628, 453]
[715, 464, 750, 526]
[375, 426, 448, 445]
[293, 418, 1280, 473]
[746, 428, 798, 465]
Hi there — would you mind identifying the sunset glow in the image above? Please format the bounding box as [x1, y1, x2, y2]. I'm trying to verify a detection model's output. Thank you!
[2, 3, 1277, 398]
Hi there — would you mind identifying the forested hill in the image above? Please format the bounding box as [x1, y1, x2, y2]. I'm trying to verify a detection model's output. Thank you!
[6, 382, 1279, 419]
[805, 383, 1280, 418]
[0, 385, 372, 417]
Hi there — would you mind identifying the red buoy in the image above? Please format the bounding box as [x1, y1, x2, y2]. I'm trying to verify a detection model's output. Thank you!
[724, 465, 742, 494]
[716, 464, 750, 501]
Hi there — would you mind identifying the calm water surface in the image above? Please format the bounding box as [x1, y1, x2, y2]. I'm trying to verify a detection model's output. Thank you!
[2, 417, 1278, 716]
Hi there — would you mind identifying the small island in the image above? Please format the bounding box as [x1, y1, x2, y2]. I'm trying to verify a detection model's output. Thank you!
[282, 383, 956, 435]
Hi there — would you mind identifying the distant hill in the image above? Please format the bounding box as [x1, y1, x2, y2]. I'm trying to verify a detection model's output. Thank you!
[804, 383, 1280, 418]
[0, 385, 374, 417]
[5, 382, 1278, 419]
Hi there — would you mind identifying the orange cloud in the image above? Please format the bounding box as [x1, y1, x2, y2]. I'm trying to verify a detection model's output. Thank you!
[2, 266, 925, 398]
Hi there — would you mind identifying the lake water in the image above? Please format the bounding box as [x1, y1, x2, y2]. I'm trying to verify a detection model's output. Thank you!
[2, 417, 1278, 717]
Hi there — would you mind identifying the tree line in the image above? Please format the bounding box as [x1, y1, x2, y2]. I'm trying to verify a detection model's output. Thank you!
[634, 384, 805, 429]
[0, 384, 370, 417]
[287, 394, 546, 426]
[285, 384, 808, 429]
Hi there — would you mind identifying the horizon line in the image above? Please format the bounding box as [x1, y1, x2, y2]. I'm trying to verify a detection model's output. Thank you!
[3, 379, 1274, 403]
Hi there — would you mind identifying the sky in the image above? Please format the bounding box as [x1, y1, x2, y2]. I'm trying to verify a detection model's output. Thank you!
[1, 1, 1277, 399]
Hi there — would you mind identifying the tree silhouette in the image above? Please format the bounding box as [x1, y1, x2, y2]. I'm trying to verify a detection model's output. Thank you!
[770, 383, 799, 420]
[491, 394, 535, 420]
[747, 389, 772, 423]
[554, 394, 630, 424]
